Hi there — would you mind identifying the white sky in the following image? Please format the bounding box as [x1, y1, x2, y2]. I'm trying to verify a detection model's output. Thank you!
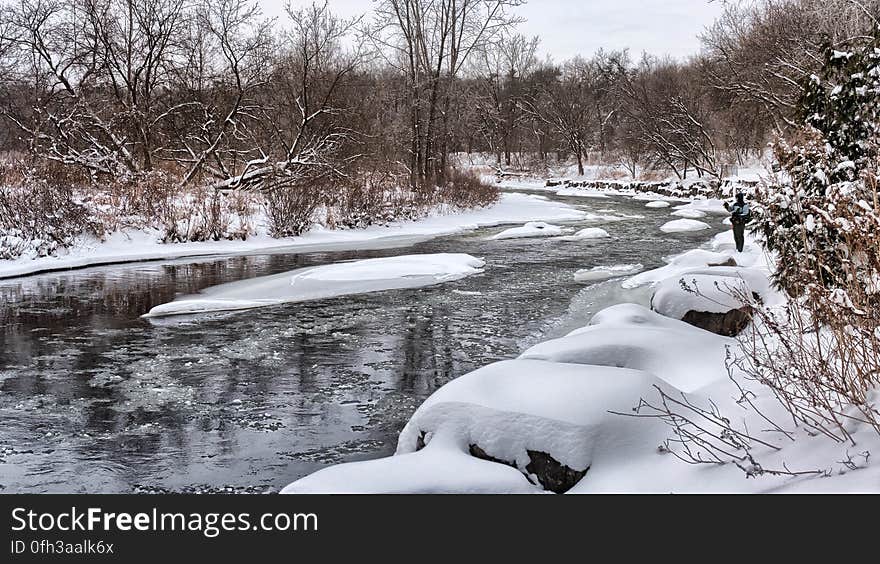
[261, 0, 725, 61]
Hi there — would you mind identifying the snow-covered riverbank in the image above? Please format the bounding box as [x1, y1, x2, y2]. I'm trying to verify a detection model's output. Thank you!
[0, 193, 584, 280]
[281, 229, 880, 494]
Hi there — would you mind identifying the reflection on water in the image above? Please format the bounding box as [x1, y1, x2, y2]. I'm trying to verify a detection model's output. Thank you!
[0, 194, 722, 492]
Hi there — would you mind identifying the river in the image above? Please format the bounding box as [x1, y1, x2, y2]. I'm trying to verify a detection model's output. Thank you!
[0, 191, 723, 493]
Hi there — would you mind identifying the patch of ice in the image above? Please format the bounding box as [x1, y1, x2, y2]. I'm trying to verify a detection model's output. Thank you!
[574, 263, 643, 282]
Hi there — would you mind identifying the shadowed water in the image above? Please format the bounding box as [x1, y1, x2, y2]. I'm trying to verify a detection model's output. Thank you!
[0, 192, 724, 493]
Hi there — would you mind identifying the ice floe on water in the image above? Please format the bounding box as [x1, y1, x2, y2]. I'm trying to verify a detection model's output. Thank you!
[490, 222, 571, 240]
[144, 253, 485, 317]
[660, 219, 712, 233]
[573, 263, 643, 282]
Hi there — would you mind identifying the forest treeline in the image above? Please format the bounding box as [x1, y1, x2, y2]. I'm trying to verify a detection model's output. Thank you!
[1, 0, 878, 186]
[0, 0, 877, 245]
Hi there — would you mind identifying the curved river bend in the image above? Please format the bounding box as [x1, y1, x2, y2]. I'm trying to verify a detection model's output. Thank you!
[0, 192, 723, 493]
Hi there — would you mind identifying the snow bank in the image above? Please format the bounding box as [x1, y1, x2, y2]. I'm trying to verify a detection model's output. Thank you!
[645, 201, 671, 208]
[573, 263, 643, 282]
[660, 219, 712, 233]
[490, 221, 570, 240]
[559, 228, 611, 241]
[144, 253, 485, 317]
[0, 192, 584, 280]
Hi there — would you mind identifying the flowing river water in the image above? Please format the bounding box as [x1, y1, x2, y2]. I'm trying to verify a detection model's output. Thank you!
[0, 191, 724, 493]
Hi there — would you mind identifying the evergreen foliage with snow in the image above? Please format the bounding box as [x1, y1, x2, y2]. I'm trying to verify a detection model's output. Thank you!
[755, 30, 880, 323]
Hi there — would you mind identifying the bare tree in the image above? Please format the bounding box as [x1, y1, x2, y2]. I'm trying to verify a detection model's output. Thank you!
[470, 33, 538, 167]
[370, 0, 524, 187]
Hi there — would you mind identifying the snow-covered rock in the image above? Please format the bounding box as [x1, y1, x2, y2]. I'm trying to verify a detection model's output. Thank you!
[673, 198, 729, 215]
[283, 359, 678, 494]
[521, 304, 732, 392]
[573, 263, 643, 282]
[650, 274, 755, 336]
[645, 200, 671, 208]
[623, 249, 734, 289]
[490, 222, 571, 240]
[144, 253, 485, 317]
[670, 208, 708, 219]
[559, 227, 611, 241]
[660, 219, 712, 233]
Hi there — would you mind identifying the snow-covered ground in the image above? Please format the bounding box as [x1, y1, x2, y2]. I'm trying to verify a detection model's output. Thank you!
[281, 229, 880, 494]
[0, 192, 585, 280]
[144, 253, 485, 317]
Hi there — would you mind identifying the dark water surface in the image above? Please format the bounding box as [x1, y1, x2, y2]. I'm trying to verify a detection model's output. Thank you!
[0, 192, 723, 493]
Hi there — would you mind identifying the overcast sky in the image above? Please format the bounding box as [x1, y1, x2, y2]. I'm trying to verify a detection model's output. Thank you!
[262, 0, 725, 61]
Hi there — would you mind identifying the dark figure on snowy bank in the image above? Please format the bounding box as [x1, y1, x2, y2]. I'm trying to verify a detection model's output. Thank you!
[723, 193, 751, 253]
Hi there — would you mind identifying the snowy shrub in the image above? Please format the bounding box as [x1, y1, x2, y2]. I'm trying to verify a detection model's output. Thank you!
[0, 172, 99, 259]
[264, 184, 323, 238]
[93, 172, 258, 243]
[755, 32, 880, 310]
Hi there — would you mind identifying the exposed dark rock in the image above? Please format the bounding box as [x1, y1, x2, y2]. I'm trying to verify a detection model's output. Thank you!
[525, 450, 589, 494]
[708, 257, 738, 267]
[415, 436, 588, 493]
[468, 443, 588, 494]
[681, 306, 752, 337]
